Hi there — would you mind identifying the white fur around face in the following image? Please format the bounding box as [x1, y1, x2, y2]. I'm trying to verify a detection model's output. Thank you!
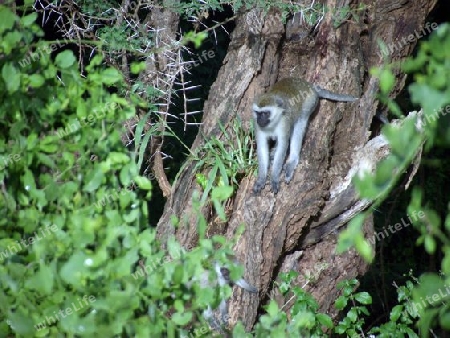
[252, 104, 285, 132]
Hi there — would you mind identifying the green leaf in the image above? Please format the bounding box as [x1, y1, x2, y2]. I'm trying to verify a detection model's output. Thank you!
[28, 74, 45, 87]
[171, 311, 192, 325]
[233, 322, 249, 337]
[123, 209, 139, 223]
[337, 213, 365, 253]
[119, 164, 133, 186]
[108, 152, 130, 165]
[424, 235, 436, 254]
[354, 292, 372, 305]
[101, 68, 122, 85]
[347, 308, 358, 322]
[2, 31, 23, 54]
[266, 300, 280, 317]
[25, 263, 54, 294]
[413, 274, 445, 314]
[8, 311, 35, 335]
[196, 173, 207, 189]
[55, 50, 76, 68]
[60, 251, 89, 287]
[167, 237, 183, 261]
[418, 308, 439, 335]
[379, 69, 395, 93]
[39, 264, 54, 294]
[354, 237, 374, 263]
[316, 313, 334, 328]
[335, 295, 348, 310]
[439, 310, 450, 330]
[83, 167, 104, 192]
[20, 12, 37, 27]
[130, 62, 146, 74]
[39, 142, 58, 153]
[409, 83, 449, 116]
[134, 176, 152, 190]
[2, 62, 20, 93]
[173, 265, 184, 284]
[23, 169, 36, 191]
[390, 305, 404, 321]
[445, 213, 450, 233]
[0, 7, 16, 33]
[441, 251, 450, 275]
[211, 185, 233, 202]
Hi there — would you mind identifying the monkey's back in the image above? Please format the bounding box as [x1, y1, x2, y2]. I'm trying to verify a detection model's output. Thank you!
[256, 78, 315, 108]
[270, 78, 313, 98]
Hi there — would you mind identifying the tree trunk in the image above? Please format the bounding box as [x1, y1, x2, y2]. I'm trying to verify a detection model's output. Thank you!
[156, 0, 438, 330]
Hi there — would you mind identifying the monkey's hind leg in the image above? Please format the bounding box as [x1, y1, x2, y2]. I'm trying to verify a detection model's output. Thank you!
[285, 118, 308, 183]
[253, 132, 270, 194]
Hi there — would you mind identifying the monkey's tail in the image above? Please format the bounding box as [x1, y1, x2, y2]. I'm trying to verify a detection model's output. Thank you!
[375, 111, 389, 124]
[235, 279, 258, 293]
[313, 84, 358, 102]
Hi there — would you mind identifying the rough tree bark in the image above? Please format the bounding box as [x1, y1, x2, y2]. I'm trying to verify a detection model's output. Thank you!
[156, 0, 438, 330]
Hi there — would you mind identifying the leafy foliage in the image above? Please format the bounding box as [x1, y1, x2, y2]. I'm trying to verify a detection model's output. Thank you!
[338, 23, 450, 336]
[244, 272, 418, 337]
[0, 6, 242, 337]
[189, 118, 255, 219]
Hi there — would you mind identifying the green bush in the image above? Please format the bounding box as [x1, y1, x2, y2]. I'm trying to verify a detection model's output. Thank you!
[0, 4, 288, 338]
[0, 6, 241, 337]
[0, 5, 146, 336]
[339, 23, 450, 337]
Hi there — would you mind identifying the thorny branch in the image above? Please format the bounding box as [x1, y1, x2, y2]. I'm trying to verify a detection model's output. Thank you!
[32, 0, 232, 196]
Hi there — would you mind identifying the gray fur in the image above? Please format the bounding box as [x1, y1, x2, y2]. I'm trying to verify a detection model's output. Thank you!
[313, 84, 359, 102]
[253, 78, 358, 194]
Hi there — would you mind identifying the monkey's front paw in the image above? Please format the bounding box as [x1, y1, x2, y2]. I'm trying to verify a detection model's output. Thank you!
[271, 180, 279, 194]
[285, 162, 296, 183]
[253, 180, 265, 194]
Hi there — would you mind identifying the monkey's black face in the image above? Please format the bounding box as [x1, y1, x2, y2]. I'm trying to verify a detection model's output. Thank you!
[255, 110, 271, 128]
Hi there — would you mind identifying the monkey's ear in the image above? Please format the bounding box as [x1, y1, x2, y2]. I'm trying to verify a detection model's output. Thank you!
[274, 95, 285, 109]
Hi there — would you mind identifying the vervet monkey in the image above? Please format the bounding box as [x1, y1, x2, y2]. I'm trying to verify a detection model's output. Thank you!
[252, 78, 358, 194]
[200, 261, 257, 330]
